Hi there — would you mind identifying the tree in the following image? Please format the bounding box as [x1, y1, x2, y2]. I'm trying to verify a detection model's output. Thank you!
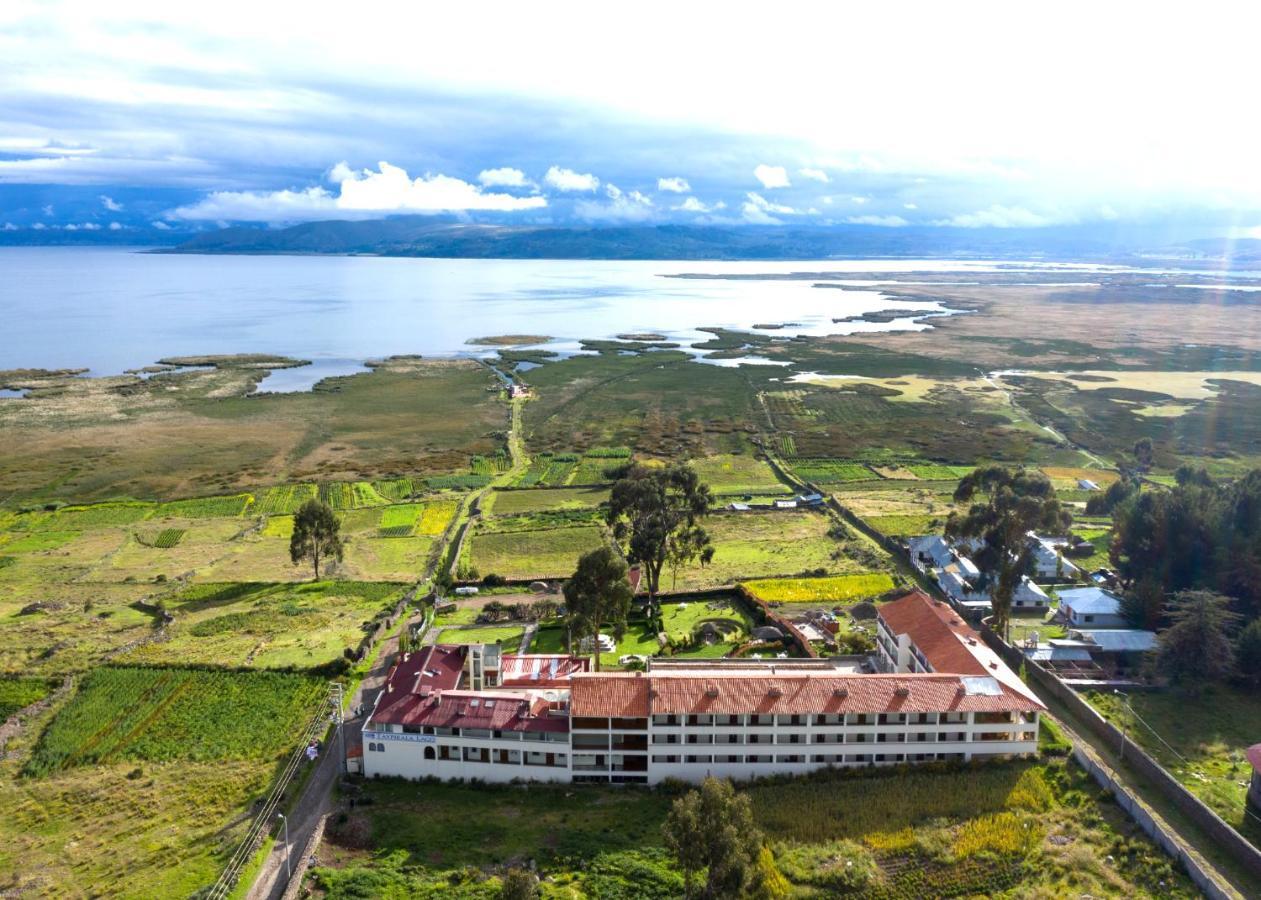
[1235, 618, 1261, 686]
[946, 466, 1071, 637]
[499, 868, 538, 900]
[289, 499, 343, 580]
[1133, 437, 1155, 471]
[562, 546, 633, 671]
[663, 777, 763, 900]
[607, 463, 714, 613]
[1120, 577, 1165, 630]
[665, 524, 715, 591]
[1156, 590, 1241, 685]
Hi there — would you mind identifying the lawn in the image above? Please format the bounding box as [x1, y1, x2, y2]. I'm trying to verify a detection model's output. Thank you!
[310, 758, 1196, 899]
[117, 581, 405, 669]
[742, 572, 896, 604]
[465, 525, 608, 580]
[1087, 685, 1261, 847]
[488, 486, 609, 516]
[687, 453, 792, 495]
[434, 625, 525, 651]
[659, 596, 752, 646]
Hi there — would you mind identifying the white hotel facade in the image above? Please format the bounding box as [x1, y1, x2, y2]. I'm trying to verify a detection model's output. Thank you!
[361, 590, 1042, 785]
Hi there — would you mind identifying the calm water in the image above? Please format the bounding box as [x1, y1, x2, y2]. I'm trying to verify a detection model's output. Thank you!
[0, 247, 1129, 389]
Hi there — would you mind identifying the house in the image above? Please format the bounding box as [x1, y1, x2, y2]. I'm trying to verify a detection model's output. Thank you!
[797, 492, 824, 507]
[1028, 533, 1079, 580]
[728, 502, 751, 512]
[1247, 744, 1261, 813]
[937, 567, 1048, 613]
[1078, 479, 1101, 491]
[1057, 587, 1125, 628]
[908, 535, 955, 573]
[362, 591, 1041, 785]
[774, 499, 798, 510]
[1069, 629, 1158, 655]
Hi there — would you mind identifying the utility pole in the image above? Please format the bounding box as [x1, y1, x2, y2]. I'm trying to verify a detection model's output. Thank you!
[277, 812, 290, 881]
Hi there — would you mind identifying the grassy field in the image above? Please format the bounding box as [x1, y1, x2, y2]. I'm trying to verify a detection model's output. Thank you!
[464, 525, 608, 581]
[117, 581, 405, 669]
[434, 625, 526, 652]
[310, 758, 1196, 899]
[686, 453, 791, 495]
[487, 486, 609, 516]
[0, 666, 325, 897]
[1087, 685, 1261, 847]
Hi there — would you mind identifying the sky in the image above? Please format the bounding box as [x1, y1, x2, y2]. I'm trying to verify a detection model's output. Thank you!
[2, 1, 1260, 236]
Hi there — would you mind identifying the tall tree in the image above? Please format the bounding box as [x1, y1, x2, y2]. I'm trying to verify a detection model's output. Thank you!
[665, 524, 715, 591]
[606, 463, 713, 613]
[946, 466, 1071, 637]
[1236, 619, 1261, 686]
[663, 777, 763, 900]
[289, 499, 344, 580]
[1156, 590, 1240, 685]
[562, 546, 633, 671]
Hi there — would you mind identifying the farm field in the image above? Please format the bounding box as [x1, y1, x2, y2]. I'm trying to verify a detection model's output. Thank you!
[464, 525, 608, 581]
[115, 581, 405, 670]
[667, 511, 889, 590]
[487, 486, 609, 516]
[1087, 685, 1261, 848]
[686, 453, 791, 495]
[788, 458, 881, 484]
[310, 758, 1195, 899]
[0, 665, 325, 897]
[742, 572, 897, 604]
[837, 484, 962, 537]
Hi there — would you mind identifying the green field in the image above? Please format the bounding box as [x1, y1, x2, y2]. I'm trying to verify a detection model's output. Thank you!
[465, 525, 608, 580]
[310, 758, 1194, 899]
[789, 458, 879, 484]
[488, 486, 609, 515]
[687, 453, 792, 495]
[0, 677, 53, 718]
[435, 625, 526, 651]
[117, 581, 405, 669]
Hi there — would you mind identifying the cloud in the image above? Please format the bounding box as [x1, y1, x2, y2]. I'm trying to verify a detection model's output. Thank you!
[754, 164, 790, 189]
[477, 167, 531, 188]
[845, 215, 909, 227]
[151, 220, 171, 230]
[99, 195, 123, 211]
[932, 204, 1057, 227]
[62, 222, 102, 231]
[851, 196, 869, 204]
[42, 205, 54, 216]
[108, 222, 123, 230]
[575, 183, 654, 221]
[657, 176, 691, 193]
[903, 202, 918, 210]
[544, 166, 599, 192]
[170, 160, 548, 221]
[674, 196, 725, 213]
[742, 192, 798, 224]
[798, 167, 829, 183]
[2, 223, 16, 231]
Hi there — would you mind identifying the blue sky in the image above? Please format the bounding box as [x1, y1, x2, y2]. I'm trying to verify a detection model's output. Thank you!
[2, 1, 1260, 236]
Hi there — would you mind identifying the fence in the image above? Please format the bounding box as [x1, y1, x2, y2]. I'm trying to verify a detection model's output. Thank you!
[977, 620, 1261, 886]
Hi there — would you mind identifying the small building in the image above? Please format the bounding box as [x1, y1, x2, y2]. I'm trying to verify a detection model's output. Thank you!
[728, 502, 751, 512]
[1077, 479, 1101, 491]
[937, 568, 1048, 613]
[1057, 587, 1126, 628]
[908, 535, 955, 573]
[1070, 629, 1158, 655]
[1028, 533, 1079, 580]
[774, 499, 798, 510]
[1247, 744, 1261, 813]
[455, 586, 480, 596]
[797, 492, 825, 507]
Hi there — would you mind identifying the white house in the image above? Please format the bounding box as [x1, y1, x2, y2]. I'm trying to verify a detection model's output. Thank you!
[1057, 587, 1126, 628]
[1028, 533, 1079, 580]
[937, 567, 1049, 614]
[362, 591, 1042, 785]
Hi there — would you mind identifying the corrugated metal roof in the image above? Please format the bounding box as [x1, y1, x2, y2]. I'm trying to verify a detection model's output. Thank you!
[1073, 629, 1158, 652]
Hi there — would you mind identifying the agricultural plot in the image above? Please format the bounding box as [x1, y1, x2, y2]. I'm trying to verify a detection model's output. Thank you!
[118, 581, 406, 669]
[26, 666, 325, 775]
[150, 527, 186, 548]
[838, 486, 961, 537]
[371, 477, 416, 501]
[319, 481, 390, 510]
[0, 582, 158, 674]
[1041, 466, 1122, 490]
[865, 514, 941, 536]
[435, 625, 525, 652]
[687, 453, 791, 495]
[340, 534, 436, 581]
[416, 499, 459, 535]
[465, 525, 608, 580]
[157, 493, 254, 518]
[0, 677, 53, 718]
[254, 483, 317, 515]
[904, 463, 974, 480]
[470, 451, 511, 476]
[91, 518, 245, 582]
[788, 458, 878, 484]
[569, 455, 624, 485]
[742, 572, 896, 604]
[27, 501, 155, 530]
[514, 452, 578, 487]
[378, 503, 424, 536]
[313, 758, 1195, 899]
[422, 473, 492, 491]
[667, 511, 878, 591]
[489, 486, 609, 516]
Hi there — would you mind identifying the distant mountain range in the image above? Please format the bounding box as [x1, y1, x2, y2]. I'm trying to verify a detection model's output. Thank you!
[156, 217, 1254, 263]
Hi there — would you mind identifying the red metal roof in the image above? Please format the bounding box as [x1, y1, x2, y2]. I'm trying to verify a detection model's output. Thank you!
[570, 672, 651, 717]
[372, 689, 568, 733]
[499, 654, 590, 688]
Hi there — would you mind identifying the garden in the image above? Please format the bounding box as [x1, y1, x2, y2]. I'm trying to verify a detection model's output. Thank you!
[463, 524, 609, 581]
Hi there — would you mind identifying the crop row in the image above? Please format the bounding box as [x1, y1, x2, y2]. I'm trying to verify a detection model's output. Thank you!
[255, 483, 317, 516]
[25, 666, 326, 776]
[152, 528, 186, 548]
[742, 573, 896, 604]
[158, 494, 254, 518]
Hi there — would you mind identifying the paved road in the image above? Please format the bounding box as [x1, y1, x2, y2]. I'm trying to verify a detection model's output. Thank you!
[246, 621, 410, 900]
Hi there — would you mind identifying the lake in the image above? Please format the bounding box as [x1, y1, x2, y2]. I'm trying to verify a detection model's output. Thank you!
[0, 247, 1119, 390]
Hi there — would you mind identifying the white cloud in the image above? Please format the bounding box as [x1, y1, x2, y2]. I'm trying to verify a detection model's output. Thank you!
[851, 196, 869, 204]
[674, 196, 725, 213]
[575, 183, 653, 221]
[170, 160, 548, 221]
[798, 167, 829, 183]
[932, 204, 1057, 228]
[31, 222, 46, 230]
[543, 166, 599, 192]
[151, 220, 171, 230]
[2, 223, 16, 231]
[63, 222, 102, 231]
[100, 195, 123, 211]
[846, 215, 909, 227]
[903, 202, 918, 210]
[41, 205, 54, 216]
[754, 164, 790, 189]
[657, 176, 691, 193]
[477, 167, 531, 188]
[742, 192, 798, 224]
[108, 221, 123, 230]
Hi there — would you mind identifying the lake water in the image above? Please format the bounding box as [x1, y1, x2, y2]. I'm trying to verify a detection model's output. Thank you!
[0, 247, 1173, 390]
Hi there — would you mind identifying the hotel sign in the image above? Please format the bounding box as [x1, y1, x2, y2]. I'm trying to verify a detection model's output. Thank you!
[365, 730, 436, 744]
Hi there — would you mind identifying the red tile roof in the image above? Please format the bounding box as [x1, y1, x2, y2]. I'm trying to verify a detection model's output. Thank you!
[372, 689, 568, 733]
[500, 654, 590, 688]
[570, 672, 651, 717]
